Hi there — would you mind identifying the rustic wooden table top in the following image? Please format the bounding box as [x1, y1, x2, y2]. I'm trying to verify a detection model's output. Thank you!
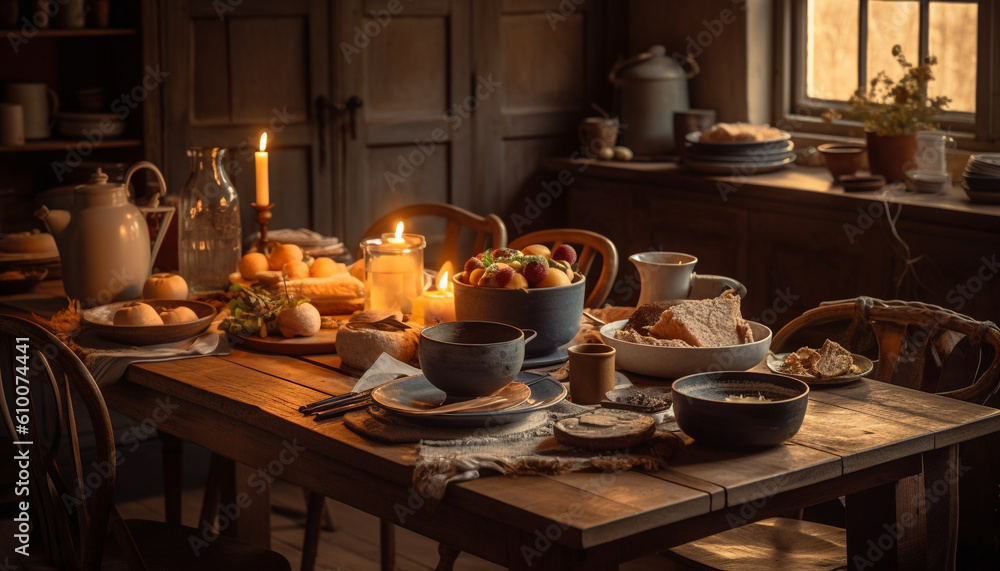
[100, 343, 1000, 570]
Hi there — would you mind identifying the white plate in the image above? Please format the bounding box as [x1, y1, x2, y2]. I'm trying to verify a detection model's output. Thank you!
[600, 320, 772, 379]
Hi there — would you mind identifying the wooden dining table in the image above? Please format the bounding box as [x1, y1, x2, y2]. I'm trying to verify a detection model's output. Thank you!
[91, 331, 1000, 570]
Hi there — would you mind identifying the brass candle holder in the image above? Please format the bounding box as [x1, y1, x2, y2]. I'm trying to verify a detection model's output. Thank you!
[251, 202, 274, 254]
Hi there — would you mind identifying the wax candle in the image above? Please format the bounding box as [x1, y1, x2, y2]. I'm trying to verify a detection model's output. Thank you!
[255, 132, 269, 205]
[413, 265, 456, 324]
[362, 222, 425, 313]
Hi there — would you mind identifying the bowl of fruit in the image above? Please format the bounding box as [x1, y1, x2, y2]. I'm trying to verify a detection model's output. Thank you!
[453, 244, 584, 357]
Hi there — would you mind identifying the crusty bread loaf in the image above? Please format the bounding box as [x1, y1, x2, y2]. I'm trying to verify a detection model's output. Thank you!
[782, 347, 820, 375]
[648, 290, 752, 347]
[273, 274, 365, 315]
[614, 327, 692, 347]
[814, 339, 853, 378]
[622, 302, 674, 336]
[698, 122, 783, 143]
[334, 310, 418, 370]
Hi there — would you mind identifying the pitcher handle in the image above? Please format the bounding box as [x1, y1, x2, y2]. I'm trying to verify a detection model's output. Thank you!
[125, 161, 171, 274]
[521, 329, 537, 345]
[46, 88, 60, 131]
[693, 273, 747, 299]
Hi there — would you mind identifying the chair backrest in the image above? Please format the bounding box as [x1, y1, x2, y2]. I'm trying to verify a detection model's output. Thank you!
[358, 203, 507, 272]
[0, 315, 117, 571]
[509, 229, 619, 309]
[772, 297, 1000, 404]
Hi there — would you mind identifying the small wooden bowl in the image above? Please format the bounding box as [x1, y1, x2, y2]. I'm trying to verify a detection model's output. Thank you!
[818, 143, 866, 181]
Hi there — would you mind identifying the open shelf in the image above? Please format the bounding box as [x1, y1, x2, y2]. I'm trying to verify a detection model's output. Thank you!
[0, 139, 141, 153]
[1, 28, 138, 38]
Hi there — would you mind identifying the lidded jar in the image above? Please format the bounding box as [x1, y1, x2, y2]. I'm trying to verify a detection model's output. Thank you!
[178, 147, 242, 292]
[609, 45, 700, 156]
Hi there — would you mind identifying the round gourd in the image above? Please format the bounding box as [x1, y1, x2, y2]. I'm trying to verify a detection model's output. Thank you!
[143, 273, 189, 300]
[159, 306, 198, 325]
[113, 302, 163, 326]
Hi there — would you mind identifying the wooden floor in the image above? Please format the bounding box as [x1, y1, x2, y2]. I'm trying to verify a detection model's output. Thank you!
[117, 477, 680, 570]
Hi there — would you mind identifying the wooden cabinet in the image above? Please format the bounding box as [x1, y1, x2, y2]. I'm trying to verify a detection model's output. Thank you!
[557, 159, 1000, 327]
[0, 0, 158, 231]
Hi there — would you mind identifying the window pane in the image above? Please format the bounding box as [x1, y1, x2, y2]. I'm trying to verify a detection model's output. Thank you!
[867, 1, 919, 86]
[929, 2, 977, 113]
[806, 0, 859, 101]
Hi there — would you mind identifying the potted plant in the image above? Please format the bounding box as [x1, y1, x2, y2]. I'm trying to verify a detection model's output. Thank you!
[846, 45, 951, 181]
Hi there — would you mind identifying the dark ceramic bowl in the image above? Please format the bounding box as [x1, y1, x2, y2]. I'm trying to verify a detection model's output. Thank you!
[671, 371, 809, 448]
[452, 273, 584, 357]
[419, 321, 536, 399]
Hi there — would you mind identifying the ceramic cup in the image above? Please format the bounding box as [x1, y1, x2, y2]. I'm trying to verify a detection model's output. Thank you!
[568, 343, 616, 405]
[673, 109, 716, 156]
[419, 321, 536, 399]
[577, 117, 619, 152]
[0, 103, 25, 146]
[3, 82, 58, 140]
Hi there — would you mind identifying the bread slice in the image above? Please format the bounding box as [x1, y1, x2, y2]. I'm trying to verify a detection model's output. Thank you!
[623, 302, 674, 335]
[648, 291, 753, 347]
[813, 339, 853, 378]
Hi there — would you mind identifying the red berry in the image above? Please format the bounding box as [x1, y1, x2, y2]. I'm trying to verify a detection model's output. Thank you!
[475, 252, 485, 260]
[523, 261, 548, 286]
[464, 256, 485, 275]
[495, 265, 516, 288]
[552, 244, 577, 265]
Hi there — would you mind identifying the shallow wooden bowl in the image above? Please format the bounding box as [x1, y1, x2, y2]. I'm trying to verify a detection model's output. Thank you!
[81, 299, 217, 345]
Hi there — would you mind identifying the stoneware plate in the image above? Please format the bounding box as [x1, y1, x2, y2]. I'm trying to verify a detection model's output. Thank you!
[766, 351, 873, 386]
[373, 379, 531, 415]
[600, 320, 772, 379]
[81, 299, 217, 345]
[372, 372, 566, 427]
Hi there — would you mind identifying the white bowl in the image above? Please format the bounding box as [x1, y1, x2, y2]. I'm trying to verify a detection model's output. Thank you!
[599, 319, 772, 378]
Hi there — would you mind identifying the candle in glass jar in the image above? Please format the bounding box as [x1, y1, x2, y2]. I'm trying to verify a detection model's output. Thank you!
[362, 222, 425, 313]
[412, 264, 456, 324]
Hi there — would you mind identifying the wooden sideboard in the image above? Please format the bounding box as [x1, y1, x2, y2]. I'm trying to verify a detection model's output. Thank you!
[540, 158, 1000, 329]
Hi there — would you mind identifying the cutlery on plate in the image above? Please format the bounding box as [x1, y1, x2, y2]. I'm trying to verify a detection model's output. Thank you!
[299, 387, 374, 413]
[312, 397, 372, 421]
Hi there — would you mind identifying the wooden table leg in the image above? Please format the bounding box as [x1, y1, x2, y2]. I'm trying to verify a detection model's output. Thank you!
[380, 519, 396, 571]
[217, 459, 272, 548]
[923, 445, 960, 571]
[160, 431, 183, 525]
[846, 479, 900, 570]
[507, 530, 619, 570]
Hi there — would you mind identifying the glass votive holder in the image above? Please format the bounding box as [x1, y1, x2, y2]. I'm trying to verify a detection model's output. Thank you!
[361, 233, 426, 313]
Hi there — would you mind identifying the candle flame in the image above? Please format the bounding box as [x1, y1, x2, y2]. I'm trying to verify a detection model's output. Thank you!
[438, 270, 450, 290]
[259, 132, 268, 152]
[437, 261, 454, 290]
[393, 221, 404, 240]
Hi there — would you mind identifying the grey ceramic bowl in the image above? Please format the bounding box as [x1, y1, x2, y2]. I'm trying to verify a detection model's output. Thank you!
[671, 371, 809, 448]
[419, 321, 536, 399]
[452, 273, 584, 357]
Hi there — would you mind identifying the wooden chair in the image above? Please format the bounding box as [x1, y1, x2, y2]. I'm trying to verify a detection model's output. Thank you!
[0, 315, 291, 571]
[358, 202, 508, 270]
[509, 228, 619, 308]
[666, 297, 1000, 571]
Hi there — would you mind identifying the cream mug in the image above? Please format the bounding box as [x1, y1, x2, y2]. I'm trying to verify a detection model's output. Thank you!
[3, 82, 59, 140]
[630, 252, 746, 304]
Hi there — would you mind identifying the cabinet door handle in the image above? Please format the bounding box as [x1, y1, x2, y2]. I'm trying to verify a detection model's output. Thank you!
[315, 95, 364, 170]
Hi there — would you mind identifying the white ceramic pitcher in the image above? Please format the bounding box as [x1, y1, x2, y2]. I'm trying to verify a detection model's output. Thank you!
[36, 161, 174, 306]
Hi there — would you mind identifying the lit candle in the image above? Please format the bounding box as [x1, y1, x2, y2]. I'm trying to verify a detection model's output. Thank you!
[413, 265, 456, 324]
[362, 222, 425, 313]
[255, 132, 269, 205]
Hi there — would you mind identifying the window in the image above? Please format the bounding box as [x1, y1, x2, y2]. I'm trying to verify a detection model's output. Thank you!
[779, 0, 994, 146]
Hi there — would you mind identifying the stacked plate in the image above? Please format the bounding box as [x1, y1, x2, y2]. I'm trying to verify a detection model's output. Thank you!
[904, 170, 949, 194]
[961, 154, 1000, 204]
[683, 131, 795, 175]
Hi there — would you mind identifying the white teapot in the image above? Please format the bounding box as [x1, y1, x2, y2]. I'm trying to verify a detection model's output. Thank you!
[36, 161, 173, 307]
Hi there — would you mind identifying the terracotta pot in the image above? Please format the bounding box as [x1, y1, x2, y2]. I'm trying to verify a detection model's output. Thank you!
[865, 131, 918, 182]
[818, 143, 866, 181]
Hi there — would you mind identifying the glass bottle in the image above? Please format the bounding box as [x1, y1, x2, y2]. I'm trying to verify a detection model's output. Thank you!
[178, 147, 242, 292]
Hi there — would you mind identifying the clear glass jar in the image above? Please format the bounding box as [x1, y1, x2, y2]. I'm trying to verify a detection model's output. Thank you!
[178, 147, 242, 292]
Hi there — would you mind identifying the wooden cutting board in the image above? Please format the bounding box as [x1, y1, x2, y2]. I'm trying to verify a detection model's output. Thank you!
[231, 328, 339, 355]
[553, 410, 656, 450]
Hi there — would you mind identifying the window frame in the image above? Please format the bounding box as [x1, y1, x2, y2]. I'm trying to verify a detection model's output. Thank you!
[772, 0, 999, 149]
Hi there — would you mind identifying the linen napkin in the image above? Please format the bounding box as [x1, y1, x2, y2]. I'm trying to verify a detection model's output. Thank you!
[77, 328, 231, 386]
[351, 352, 422, 392]
[253, 228, 344, 256]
